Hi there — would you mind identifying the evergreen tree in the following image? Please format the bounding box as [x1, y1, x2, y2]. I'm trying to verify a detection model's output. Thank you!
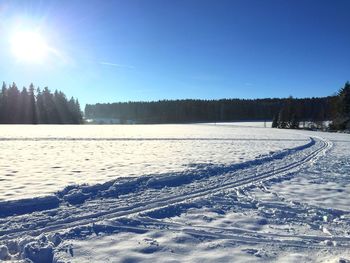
[0, 82, 7, 124]
[42, 87, 60, 123]
[331, 81, 350, 130]
[75, 99, 83, 124]
[68, 97, 83, 124]
[28, 84, 38, 124]
[277, 108, 287, 128]
[271, 114, 278, 128]
[19, 87, 30, 123]
[290, 114, 299, 129]
[339, 81, 350, 119]
[0, 81, 82, 124]
[36, 88, 48, 124]
[54, 90, 71, 123]
[273, 96, 300, 129]
[7, 83, 20, 123]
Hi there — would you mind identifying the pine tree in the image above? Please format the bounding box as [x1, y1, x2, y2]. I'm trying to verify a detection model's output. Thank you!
[68, 97, 83, 124]
[54, 90, 71, 123]
[19, 87, 30, 123]
[331, 81, 350, 130]
[0, 81, 83, 124]
[290, 114, 299, 129]
[42, 87, 60, 123]
[7, 83, 20, 123]
[271, 114, 278, 128]
[339, 81, 350, 119]
[277, 108, 287, 128]
[28, 84, 38, 124]
[0, 82, 7, 124]
[74, 99, 83, 123]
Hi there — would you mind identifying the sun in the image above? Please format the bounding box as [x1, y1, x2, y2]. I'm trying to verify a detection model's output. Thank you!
[10, 30, 49, 63]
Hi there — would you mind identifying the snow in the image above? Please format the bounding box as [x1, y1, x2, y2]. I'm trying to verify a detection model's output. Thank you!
[207, 121, 273, 128]
[0, 124, 308, 201]
[0, 123, 349, 262]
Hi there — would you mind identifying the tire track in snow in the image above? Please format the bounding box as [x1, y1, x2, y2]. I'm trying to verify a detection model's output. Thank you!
[0, 136, 331, 242]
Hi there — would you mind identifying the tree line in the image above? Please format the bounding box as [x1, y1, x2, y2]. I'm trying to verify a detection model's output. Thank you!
[0, 82, 83, 124]
[330, 82, 350, 130]
[85, 96, 334, 125]
[272, 82, 350, 131]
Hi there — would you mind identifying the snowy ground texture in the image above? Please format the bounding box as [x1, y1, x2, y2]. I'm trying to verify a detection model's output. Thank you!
[0, 123, 349, 263]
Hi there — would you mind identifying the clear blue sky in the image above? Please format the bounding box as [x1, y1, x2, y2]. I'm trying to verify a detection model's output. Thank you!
[0, 0, 349, 107]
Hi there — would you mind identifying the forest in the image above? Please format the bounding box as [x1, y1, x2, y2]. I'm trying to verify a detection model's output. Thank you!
[0, 82, 83, 124]
[1, 80, 348, 130]
[272, 82, 350, 130]
[85, 96, 335, 124]
[85, 82, 350, 131]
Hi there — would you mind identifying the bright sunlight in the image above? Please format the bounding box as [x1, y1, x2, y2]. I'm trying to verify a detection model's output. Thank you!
[10, 30, 49, 63]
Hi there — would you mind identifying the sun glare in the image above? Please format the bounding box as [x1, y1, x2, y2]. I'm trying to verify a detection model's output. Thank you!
[10, 30, 49, 63]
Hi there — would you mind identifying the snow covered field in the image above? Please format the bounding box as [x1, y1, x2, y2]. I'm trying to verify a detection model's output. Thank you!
[0, 124, 349, 262]
[0, 124, 306, 201]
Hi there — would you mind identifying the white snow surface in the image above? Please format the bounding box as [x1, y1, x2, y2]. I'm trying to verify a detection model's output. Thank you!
[0, 124, 307, 201]
[0, 123, 349, 263]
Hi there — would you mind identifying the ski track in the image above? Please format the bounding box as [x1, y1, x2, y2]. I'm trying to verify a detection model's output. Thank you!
[2, 133, 349, 262]
[80, 218, 350, 250]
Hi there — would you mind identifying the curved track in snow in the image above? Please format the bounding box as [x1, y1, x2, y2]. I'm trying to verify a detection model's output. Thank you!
[0, 136, 332, 243]
[4, 133, 350, 263]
